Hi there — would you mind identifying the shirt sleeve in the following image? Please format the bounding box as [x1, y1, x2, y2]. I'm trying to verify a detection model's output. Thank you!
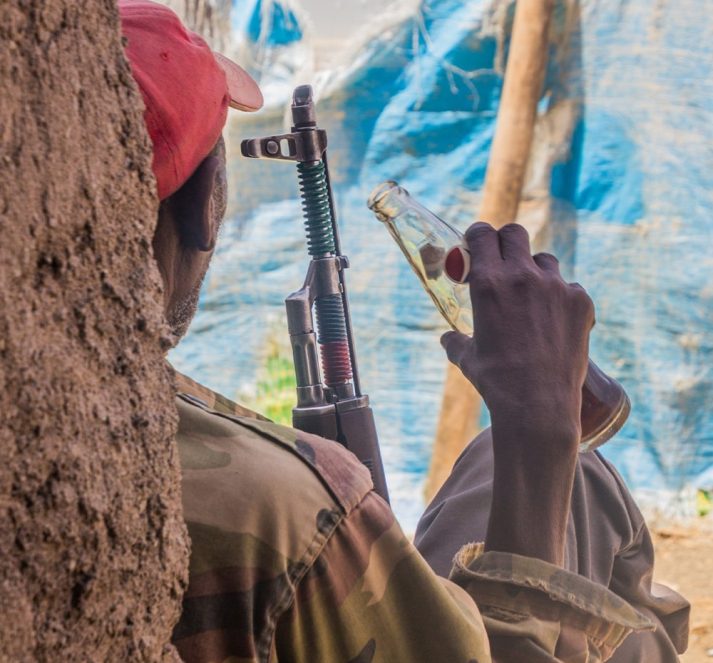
[273, 491, 492, 663]
[449, 543, 655, 662]
[273, 492, 653, 663]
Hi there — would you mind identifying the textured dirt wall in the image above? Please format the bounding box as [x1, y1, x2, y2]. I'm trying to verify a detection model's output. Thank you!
[0, 2, 188, 661]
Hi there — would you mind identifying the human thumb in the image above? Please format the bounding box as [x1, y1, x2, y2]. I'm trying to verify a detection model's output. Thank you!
[440, 331, 470, 369]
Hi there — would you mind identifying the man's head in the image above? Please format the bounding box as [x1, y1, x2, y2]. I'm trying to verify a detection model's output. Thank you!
[153, 136, 227, 339]
[119, 0, 262, 341]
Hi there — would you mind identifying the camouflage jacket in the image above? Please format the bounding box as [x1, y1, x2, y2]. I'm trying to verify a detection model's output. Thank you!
[171, 369, 652, 662]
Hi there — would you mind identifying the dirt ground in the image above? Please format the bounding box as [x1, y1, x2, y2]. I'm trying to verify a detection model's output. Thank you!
[652, 526, 713, 662]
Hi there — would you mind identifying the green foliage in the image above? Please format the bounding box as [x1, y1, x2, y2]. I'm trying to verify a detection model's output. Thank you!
[697, 489, 712, 518]
[245, 339, 296, 425]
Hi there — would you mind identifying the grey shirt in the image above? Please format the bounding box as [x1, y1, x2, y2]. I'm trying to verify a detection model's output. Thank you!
[415, 428, 690, 662]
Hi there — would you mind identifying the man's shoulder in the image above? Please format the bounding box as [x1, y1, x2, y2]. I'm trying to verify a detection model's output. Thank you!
[173, 371, 375, 658]
[173, 370, 373, 515]
[174, 370, 269, 421]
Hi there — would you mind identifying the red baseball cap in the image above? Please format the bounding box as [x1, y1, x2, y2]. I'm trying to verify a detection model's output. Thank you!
[119, 0, 263, 200]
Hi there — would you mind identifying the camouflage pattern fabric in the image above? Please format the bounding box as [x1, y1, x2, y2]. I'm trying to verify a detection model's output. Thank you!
[172, 371, 269, 421]
[171, 369, 652, 662]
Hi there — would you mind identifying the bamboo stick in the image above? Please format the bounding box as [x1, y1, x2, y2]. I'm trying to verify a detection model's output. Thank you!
[424, 0, 556, 502]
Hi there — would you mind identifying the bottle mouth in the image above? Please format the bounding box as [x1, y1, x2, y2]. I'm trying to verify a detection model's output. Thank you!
[367, 181, 408, 221]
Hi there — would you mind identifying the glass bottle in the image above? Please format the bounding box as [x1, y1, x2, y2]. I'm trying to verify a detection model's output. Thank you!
[367, 181, 630, 452]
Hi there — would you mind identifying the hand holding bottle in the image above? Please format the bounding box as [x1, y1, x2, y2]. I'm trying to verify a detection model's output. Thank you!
[369, 182, 633, 561]
[440, 222, 594, 453]
[443, 222, 594, 564]
[368, 181, 630, 451]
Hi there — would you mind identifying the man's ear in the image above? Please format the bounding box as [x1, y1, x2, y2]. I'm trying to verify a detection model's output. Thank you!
[169, 155, 221, 252]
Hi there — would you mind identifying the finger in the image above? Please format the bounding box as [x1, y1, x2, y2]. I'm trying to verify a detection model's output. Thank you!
[464, 222, 500, 272]
[569, 282, 596, 329]
[532, 252, 561, 276]
[498, 223, 533, 264]
[440, 331, 470, 368]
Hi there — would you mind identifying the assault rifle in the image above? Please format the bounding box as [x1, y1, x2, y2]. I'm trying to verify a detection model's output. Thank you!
[241, 85, 390, 502]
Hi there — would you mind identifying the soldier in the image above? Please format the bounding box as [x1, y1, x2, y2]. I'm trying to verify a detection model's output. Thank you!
[119, 1, 687, 661]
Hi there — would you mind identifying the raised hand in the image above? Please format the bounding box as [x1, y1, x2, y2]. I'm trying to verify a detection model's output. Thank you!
[441, 222, 595, 564]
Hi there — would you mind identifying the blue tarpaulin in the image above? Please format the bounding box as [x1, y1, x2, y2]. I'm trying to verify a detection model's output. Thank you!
[171, 0, 713, 530]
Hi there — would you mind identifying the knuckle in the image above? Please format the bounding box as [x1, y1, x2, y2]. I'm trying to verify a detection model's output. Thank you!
[547, 271, 567, 288]
[471, 272, 499, 297]
[584, 295, 596, 319]
[505, 266, 538, 291]
[534, 251, 559, 265]
[499, 223, 529, 240]
[569, 284, 595, 317]
[474, 266, 541, 298]
[465, 222, 496, 243]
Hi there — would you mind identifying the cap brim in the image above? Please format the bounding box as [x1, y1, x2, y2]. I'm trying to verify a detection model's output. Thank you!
[213, 52, 264, 112]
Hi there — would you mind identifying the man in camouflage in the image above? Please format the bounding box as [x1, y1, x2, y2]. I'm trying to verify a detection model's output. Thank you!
[120, 2, 688, 661]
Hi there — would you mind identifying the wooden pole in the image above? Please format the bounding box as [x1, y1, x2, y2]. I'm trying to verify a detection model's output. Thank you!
[424, 0, 556, 502]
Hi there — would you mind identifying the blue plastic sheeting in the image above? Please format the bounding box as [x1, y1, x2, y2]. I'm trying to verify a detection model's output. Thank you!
[171, 0, 713, 529]
[246, 0, 302, 45]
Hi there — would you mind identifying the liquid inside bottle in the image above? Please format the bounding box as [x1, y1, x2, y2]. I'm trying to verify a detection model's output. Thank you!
[368, 182, 473, 334]
[367, 181, 630, 452]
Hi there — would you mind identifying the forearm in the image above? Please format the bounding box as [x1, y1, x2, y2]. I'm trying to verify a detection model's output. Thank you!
[439, 222, 595, 567]
[484, 406, 579, 566]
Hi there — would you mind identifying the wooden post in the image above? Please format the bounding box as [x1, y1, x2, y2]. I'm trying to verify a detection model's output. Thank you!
[424, 0, 556, 502]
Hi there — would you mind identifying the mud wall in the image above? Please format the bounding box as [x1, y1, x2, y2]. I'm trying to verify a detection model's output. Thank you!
[0, 1, 188, 660]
